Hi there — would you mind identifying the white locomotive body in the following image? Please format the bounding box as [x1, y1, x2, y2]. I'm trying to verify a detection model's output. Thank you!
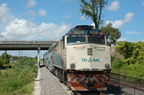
[43, 25, 111, 91]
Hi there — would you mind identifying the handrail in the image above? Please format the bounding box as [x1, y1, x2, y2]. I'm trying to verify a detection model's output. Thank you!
[109, 72, 144, 94]
[0, 41, 58, 44]
[110, 72, 144, 81]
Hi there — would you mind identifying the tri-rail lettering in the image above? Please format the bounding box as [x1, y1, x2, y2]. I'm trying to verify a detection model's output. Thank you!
[82, 58, 100, 62]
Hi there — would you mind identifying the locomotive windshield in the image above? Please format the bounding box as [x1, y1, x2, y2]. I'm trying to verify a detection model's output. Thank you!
[67, 35, 105, 45]
[88, 36, 105, 44]
[67, 36, 86, 44]
[66, 28, 106, 45]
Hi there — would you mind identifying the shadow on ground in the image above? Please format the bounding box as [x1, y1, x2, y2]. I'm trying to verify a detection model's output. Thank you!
[40, 65, 45, 68]
[101, 84, 124, 95]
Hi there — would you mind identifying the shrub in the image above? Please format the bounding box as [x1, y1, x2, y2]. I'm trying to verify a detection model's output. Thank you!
[112, 58, 123, 69]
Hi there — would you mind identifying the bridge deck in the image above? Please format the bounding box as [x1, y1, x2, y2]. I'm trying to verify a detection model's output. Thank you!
[0, 41, 57, 50]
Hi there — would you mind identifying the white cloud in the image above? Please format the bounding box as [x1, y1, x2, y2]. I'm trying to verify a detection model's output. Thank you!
[106, 20, 123, 28]
[1, 19, 36, 40]
[0, 3, 14, 32]
[26, 9, 47, 17]
[26, 0, 37, 8]
[124, 13, 134, 22]
[80, 16, 86, 21]
[0, 3, 9, 17]
[117, 38, 126, 41]
[63, 15, 72, 19]
[106, 12, 134, 28]
[126, 31, 141, 35]
[0, 3, 71, 41]
[91, 23, 95, 27]
[38, 9, 47, 16]
[36, 22, 71, 40]
[1, 18, 71, 40]
[0, 3, 14, 23]
[107, 1, 120, 11]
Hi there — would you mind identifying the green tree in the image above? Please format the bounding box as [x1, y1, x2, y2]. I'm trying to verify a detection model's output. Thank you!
[0, 54, 10, 67]
[112, 41, 144, 78]
[115, 41, 133, 59]
[1, 52, 10, 65]
[100, 23, 121, 45]
[0, 57, 4, 67]
[115, 41, 144, 65]
[132, 41, 144, 60]
[79, 0, 108, 28]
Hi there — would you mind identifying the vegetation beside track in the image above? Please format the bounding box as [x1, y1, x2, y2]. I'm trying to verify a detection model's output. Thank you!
[0, 54, 38, 95]
[111, 41, 144, 80]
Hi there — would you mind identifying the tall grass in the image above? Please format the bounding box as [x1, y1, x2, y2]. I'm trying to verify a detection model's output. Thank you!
[0, 61, 38, 95]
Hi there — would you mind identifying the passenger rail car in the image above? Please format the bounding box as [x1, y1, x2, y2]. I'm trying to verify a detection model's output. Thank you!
[43, 25, 111, 91]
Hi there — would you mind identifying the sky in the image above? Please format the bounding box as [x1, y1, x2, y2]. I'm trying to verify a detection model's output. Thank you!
[0, 0, 144, 57]
[0, 0, 144, 42]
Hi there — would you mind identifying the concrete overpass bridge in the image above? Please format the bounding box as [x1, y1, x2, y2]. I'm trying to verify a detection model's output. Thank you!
[0, 41, 57, 50]
[0, 41, 57, 68]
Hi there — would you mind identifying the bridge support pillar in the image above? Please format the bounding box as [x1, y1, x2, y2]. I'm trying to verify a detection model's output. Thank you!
[37, 46, 41, 68]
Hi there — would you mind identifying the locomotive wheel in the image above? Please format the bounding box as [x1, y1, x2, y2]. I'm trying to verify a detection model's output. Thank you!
[54, 69, 58, 77]
[63, 71, 67, 85]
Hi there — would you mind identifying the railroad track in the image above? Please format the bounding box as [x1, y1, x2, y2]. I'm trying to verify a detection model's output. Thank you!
[70, 73, 144, 95]
[73, 91, 105, 95]
[109, 73, 144, 92]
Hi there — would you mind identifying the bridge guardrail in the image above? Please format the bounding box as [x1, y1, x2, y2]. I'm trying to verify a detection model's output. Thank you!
[0, 41, 58, 44]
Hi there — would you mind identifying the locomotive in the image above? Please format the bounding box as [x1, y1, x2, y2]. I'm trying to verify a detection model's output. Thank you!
[43, 25, 111, 91]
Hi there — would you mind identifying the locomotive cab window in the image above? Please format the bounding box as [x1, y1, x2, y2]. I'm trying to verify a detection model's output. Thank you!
[67, 36, 86, 44]
[88, 36, 105, 45]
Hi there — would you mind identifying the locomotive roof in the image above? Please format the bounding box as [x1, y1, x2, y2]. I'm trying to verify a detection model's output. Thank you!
[65, 25, 105, 36]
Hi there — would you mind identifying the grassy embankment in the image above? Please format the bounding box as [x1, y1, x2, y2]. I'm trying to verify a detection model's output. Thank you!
[0, 59, 38, 95]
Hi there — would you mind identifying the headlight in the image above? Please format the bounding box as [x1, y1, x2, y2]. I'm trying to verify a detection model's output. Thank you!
[70, 63, 75, 69]
[105, 63, 109, 68]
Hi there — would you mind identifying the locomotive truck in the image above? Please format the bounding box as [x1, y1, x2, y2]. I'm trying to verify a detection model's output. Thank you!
[43, 25, 111, 91]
